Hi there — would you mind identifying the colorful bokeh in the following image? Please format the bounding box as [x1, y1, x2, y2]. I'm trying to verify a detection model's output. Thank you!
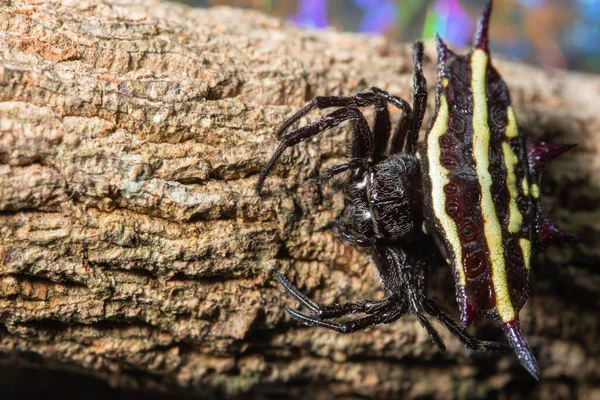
[184, 0, 600, 73]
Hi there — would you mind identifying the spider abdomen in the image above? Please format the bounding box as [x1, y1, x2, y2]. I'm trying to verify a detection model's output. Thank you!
[420, 1, 574, 378]
[422, 47, 535, 329]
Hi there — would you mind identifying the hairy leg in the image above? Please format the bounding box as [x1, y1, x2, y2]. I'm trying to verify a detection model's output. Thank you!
[285, 304, 405, 334]
[423, 299, 510, 353]
[389, 42, 428, 155]
[256, 107, 372, 193]
[277, 273, 407, 333]
[277, 273, 390, 318]
[332, 221, 375, 247]
[274, 88, 413, 158]
[312, 158, 367, 184]
[415, 310, 447, 352]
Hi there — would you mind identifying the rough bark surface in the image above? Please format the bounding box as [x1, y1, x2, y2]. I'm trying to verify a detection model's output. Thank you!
[0, 1, 598, 399]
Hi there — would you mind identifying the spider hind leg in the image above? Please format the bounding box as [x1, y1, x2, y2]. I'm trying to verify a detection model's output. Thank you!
[423, 299, 511, 354]
[374, 245, 509, 354]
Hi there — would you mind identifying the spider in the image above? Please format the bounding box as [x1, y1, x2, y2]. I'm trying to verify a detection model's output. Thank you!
[256, 41, 507, 355]
[255, 1, 574, 380]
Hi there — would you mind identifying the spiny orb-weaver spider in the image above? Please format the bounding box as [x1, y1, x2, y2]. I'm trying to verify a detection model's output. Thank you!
[255, 0, 574, 380]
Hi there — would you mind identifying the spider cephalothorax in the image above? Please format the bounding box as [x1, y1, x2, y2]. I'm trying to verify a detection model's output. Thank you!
[256, 0, 574, 380]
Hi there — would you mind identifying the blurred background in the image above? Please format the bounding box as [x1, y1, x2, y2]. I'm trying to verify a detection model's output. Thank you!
[177, 0, 600, 73]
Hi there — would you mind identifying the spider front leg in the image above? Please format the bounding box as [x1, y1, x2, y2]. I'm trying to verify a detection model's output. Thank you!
[388, 41, 428, 155]
[273, 88, 410, 161]
[256, 80, 422, 194]
[311, 158, 367, 185]
[256, 107, 373, 193]
[277, 273, 406, 333]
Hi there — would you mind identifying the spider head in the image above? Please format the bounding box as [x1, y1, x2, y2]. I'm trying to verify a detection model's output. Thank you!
[367, 156, 420, 242]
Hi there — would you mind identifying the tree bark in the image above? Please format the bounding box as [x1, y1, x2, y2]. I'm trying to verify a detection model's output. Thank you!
[0, 1, 598, 398]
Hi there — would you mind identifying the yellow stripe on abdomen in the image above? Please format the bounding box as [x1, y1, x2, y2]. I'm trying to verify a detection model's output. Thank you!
[519, 238, 532, 272]
[522, 177, 529, 196]
[427, 93, 466, 286]
[502, 141, 523, 233]
[471, 49, 515, 322]
[505, 107, 518, 139]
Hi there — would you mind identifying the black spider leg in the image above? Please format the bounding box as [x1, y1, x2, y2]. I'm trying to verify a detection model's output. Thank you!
[312, 158, 367, 184]
[382, 245, 508, 354]
[388, 41, 428, 155]
[259, 86, 416, 185]
[422, 300, 510, 354]
[277, 273, 406, 333]
[286, 304, 406, 334]
[379, 244, 447, 351]
[415, 311, 447, 352]
[278, 273, 404, 330]
[381, 245, 510, 354]
[256, 107, 373, 194]
[273, 90, 395, 161]
[279, 274, 395, 320]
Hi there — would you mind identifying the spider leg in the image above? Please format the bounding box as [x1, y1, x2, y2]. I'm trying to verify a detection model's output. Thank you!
[373, 244, 449, 352]
[312, 158, 367, 184]
[368, 87, 412, 156]
[274, 92, 390, 161]
[276, 272, 320, 314]
[275, 88, 414, 159]
[275, 91, 390, 132]
[335, 230, 374, 248]
[256, 107, 372, 194]
[390, 42, 427, 155]
[415, 310, 447, 352]
[285, 301, 405, 334]
[389, 111, 410, 156]
[423, 299, 510, 354]
[277, 272, 389, 318]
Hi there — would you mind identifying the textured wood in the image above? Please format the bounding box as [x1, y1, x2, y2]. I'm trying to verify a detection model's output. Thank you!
[0, 1, 598, 398]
